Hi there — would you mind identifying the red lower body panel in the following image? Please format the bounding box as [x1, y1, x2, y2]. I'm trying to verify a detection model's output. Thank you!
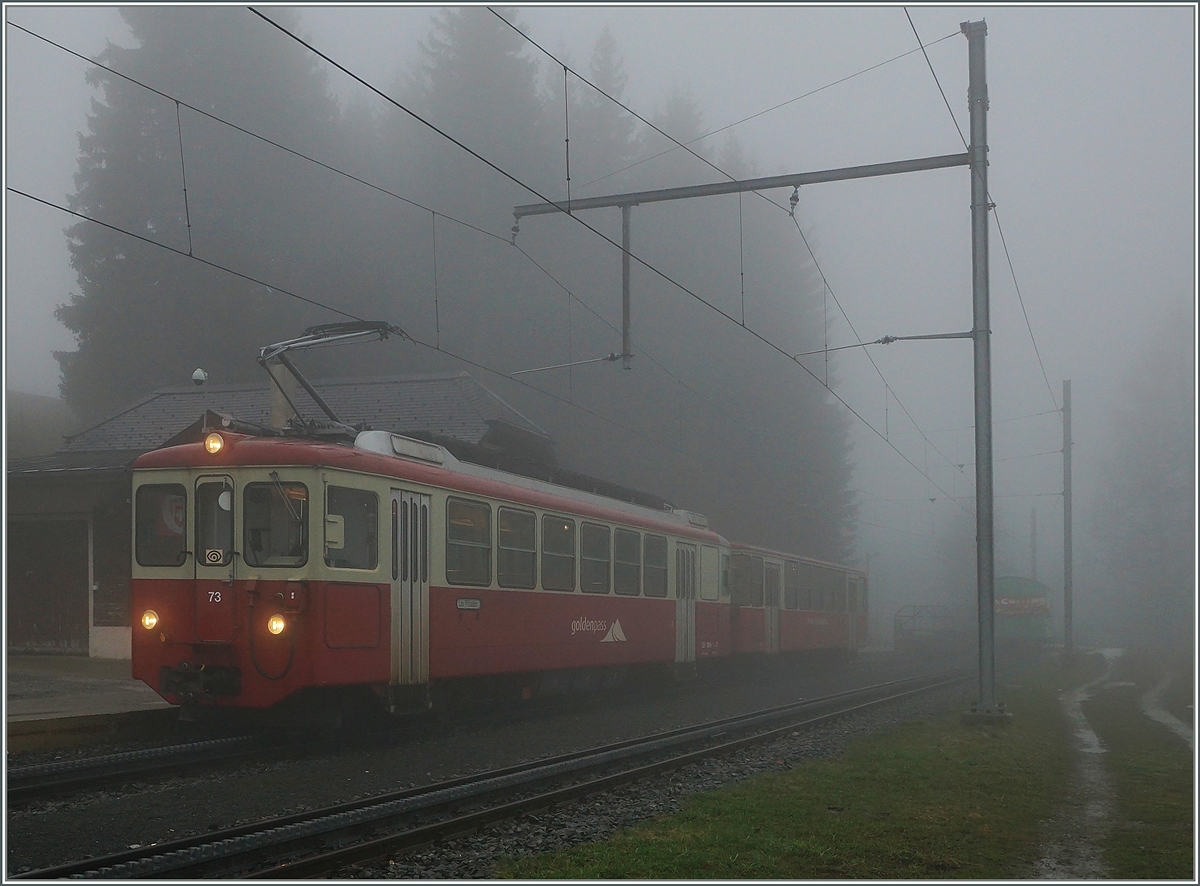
[428, 586, 676, 679]
[731, 607, 766, 654]
[695, 600, 730, 658]
[132, 578, 389, 708]
[779, 610, 849, 651]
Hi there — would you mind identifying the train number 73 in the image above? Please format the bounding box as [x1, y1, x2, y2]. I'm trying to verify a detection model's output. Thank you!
[208, 591, 222, 603]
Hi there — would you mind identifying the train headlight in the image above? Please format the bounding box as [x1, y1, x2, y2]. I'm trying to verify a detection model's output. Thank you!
[204, 432, 224, 455]
[140, 610, 159, 630]
[267, 614, 287, 635]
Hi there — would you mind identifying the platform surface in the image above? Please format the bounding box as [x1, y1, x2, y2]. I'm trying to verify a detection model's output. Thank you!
[5, 654, 171, 724]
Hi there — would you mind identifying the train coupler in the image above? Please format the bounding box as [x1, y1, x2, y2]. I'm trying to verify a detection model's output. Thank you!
[161, 662, 241, 702]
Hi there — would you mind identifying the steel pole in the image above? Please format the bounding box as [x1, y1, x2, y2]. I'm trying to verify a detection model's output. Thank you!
[622, 205, 632, 369]
[1063, 379, 1073, 657]
[963, 19, 998, 714]
[1031, 508, 1037, 583]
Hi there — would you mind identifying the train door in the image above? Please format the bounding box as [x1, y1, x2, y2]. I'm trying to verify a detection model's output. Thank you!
[764, 561, 781, 654]
[675, 543, 697, 663]
[194, 476, 236, 642]
[847, 575, 860, 650]
[390, 489, 430, 685]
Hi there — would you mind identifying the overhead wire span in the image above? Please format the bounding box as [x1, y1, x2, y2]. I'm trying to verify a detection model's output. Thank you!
[575, 29, 960, 192]
[4, 21, 514, 247]
[15, 182, 851, 508]
[993, 205, 1060, 411]
[488, 8, 784, 213]
[9, 187, 363, 321]
[787, 213, 974, 493]
[174, 101, 193, 255]
[512, 242, 712, 404]
[902, 408, 1063, 436]
[484, 9, 979, 509]
[903, 8, 968, 151]
[510, 354, 620, 376]
[249, 7, 971, 511]
[12, 12, 973, 515]
[10, 15, 876, 497]
[11, 183, 693, 461]
[10, 16, 734, 448]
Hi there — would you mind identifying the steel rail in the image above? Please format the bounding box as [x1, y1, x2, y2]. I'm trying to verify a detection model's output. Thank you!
[6, 734, 264, 805]
[16, 670, 969, 880]
[262, 672, 970, 879]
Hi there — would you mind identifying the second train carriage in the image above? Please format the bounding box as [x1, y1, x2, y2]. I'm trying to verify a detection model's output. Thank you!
[130, 425, 867, 713]
[727, 543, 868, 656]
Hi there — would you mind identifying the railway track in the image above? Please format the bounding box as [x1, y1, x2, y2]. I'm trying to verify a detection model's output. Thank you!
[7, 652, 907, 808]
[6, 734, 269, 806]
[15, 669, 970, 880]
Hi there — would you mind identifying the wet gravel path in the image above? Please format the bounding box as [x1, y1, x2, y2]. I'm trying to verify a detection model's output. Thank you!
[7, 652, 962, 875]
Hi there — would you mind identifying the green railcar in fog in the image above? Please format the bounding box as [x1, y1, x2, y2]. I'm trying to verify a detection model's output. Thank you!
[994, 575, 1051, 644]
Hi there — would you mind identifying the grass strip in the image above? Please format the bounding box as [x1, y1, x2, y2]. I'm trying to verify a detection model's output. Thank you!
[1081, 651, 1194, 880]
[501, 658, 1095, 879]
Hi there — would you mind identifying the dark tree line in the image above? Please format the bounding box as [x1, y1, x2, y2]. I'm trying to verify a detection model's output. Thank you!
[57, 6, 857, 563]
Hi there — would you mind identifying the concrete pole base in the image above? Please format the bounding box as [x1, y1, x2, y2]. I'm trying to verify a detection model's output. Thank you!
[962, 701, 1013, 725]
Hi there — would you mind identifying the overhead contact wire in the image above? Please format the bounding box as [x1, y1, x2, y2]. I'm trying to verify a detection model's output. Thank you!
[247, 6, 970, 512]
[11, 13, 968, 511]
[902, 10, 1059, 414]
[9, 187, 362, 321]
[789, 214, 974, 501]
[576, 29, 960, 192]
[9, 16, 852, 483]
[5, 22, 513, 248]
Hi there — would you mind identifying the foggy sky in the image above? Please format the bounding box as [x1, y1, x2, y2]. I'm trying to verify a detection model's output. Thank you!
[4, 6, 1195, 640]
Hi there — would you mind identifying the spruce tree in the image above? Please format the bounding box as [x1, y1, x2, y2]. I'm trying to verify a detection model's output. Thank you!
[56, 7, 352, 420]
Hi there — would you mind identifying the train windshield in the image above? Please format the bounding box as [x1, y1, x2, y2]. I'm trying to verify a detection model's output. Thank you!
[135, 484, 188, 566]
[244, 481, 308, 567]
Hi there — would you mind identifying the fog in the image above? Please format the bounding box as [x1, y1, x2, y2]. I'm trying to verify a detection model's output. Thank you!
[4, 6, 1194, 650]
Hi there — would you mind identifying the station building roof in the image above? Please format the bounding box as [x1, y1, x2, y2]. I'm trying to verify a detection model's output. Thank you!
[7, 373, 552, 477]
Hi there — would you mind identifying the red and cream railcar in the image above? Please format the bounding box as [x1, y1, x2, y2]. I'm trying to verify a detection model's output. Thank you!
[727, 543, 869, 657]
[130, 429, 737, 711]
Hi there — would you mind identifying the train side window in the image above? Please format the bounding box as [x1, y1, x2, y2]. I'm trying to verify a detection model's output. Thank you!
[643, 534, 668, 598]
[721, 553, 731, 598]
[800, 563, 817, 610]
[765, 562, 781, 608]
[497, 508, 536, 589]
[446, 497, 491, 586]
[614, 528, 641, 596]
[135, 484, 188, 567]
[580, 523, 611, 594]
[784, 560, 800, 610]
[325, 487, 377, 570]
[541, 515, 575, 591]
[817, 565, 838, 611]
[699, 545, 719, 601]
[244, 481, 308, 567]
[834, 572, 847, 612]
